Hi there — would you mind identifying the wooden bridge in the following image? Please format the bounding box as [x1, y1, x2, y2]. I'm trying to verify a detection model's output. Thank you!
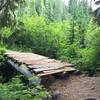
[5, 51, 76, 78]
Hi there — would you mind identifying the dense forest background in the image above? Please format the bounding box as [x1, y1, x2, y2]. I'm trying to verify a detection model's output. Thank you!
[0, 0, 100, 99]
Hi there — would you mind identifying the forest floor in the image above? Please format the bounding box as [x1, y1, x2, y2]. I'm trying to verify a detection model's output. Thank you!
[48, 75, 100, 100]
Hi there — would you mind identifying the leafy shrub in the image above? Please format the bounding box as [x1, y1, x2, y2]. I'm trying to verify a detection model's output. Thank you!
[0, 47, 6, 62]
[0, 47, 11, 82]
[7, 16, 66, 58]
[0, 75, 49, 100]
[0, 47, 6, 54]
[89, 28, 100, 75]
[79, 21, 100, 76]
[0, 27, 12, 45]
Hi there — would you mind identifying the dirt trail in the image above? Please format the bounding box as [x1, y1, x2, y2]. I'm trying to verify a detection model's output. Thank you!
[49, 75, 100, 100]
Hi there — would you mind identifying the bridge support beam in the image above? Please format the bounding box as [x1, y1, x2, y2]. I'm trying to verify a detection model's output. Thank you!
[7, 59, 41, 85]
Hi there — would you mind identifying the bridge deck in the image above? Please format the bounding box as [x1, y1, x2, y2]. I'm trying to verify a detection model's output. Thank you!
[5, 51, 76, 77]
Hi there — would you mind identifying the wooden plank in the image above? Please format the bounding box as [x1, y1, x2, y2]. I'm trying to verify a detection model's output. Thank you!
[37, 67, 76, 77]
[13, 58, 47, 65]
[5, 51, 73, 68]
[5, 51, 48, 59]
[27, 62, 73, 69]
[33, 65, 73, 73]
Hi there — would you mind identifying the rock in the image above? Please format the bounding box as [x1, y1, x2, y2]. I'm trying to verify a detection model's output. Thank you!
[83, 98, 97, 100]
[91, 87, 95, 90]
[52, 90, 61, 100]
[73, 70, 82, 75]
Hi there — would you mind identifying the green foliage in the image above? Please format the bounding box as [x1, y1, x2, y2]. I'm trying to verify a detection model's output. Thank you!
[7, 16, 65, 58]
[0, 0, 25, 26]
[78, 20, 100, 76]
[0, 75, 49, 100]
[16, 0, 68, 21]
[89, 27, 100, 75]
[0, 47, 6, 63]
[0, 47, 14, 83]
[0, 27, 12, 45]
[68, 0, 90, 47]
[0, 27, 11, 37]
[0, 47, 6, 54]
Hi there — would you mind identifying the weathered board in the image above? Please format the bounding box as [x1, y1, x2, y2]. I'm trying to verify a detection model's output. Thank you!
[5, 51, 76, 77]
